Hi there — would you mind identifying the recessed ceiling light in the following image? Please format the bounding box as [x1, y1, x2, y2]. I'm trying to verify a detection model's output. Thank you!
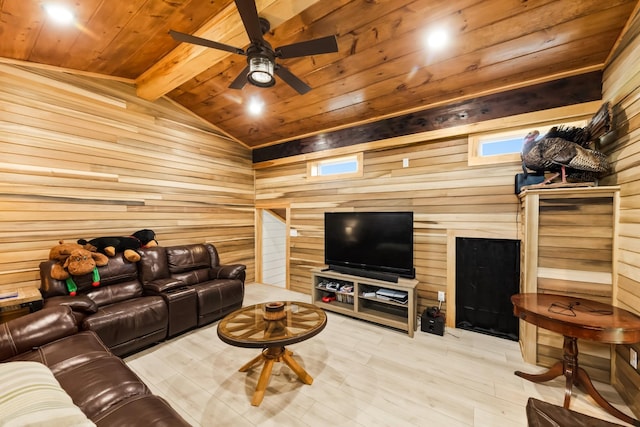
[248, 97, 264, 115]
[425, 28, 448, 50]
[43, 4, 75, 25]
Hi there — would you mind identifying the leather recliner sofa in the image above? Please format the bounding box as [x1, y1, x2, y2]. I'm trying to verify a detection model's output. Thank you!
[0, 305, 191, 426]
[39, 243, 245, 357]
[138, 243, 246, 334]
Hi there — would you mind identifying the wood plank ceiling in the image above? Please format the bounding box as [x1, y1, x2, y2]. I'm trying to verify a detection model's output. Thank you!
[0, 0, 637, 149]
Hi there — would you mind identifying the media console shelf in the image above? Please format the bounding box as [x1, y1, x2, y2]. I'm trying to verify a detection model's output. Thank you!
[311, 268, 418, 337]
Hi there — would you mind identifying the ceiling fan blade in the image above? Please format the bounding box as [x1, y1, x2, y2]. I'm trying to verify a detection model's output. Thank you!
[235, 0, 264, 43]
[169, 30, 244, 55]
[276, 35, 338, 59]
[229, 65, 250, 89]
[275, 65, 311, 95]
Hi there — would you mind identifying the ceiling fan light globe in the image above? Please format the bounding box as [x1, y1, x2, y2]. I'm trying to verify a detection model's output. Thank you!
[248, 56, 275, 87]
[249, 71, 273, 85]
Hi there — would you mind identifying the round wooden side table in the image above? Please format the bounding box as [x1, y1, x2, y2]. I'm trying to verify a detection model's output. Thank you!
[512, 293, 640, 426]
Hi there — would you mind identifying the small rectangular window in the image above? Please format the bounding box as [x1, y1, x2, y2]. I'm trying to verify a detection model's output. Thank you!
[480, 136, 524, 157]
[468, 120, 587, 166]
[307, 153, 363, 180]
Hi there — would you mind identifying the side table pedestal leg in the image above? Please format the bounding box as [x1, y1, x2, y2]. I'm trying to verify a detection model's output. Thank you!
[575, 367, 640, 426]
[515, 360, 564, 383]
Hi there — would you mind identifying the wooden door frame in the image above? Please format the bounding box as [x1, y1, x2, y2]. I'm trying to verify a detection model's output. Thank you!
[255, 203, 291, 288]
[446, 228, 518, 329]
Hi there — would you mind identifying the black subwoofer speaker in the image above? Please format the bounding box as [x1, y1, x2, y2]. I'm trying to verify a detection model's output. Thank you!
[421, 309, 445, 336]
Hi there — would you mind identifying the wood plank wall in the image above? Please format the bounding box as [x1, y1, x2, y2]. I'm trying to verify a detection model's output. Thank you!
[255, 101, 599, 317]
[601, 6, 640, 416]
[0, 64, 255, 293]
[256, 134, 527, 317]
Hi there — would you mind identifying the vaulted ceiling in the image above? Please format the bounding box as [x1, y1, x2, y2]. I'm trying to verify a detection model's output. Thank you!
[1, 0, 638, 149]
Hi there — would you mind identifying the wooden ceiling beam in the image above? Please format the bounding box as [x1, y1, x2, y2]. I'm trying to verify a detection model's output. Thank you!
[135, 0, 321, 101]
[252, 72, 604, 163]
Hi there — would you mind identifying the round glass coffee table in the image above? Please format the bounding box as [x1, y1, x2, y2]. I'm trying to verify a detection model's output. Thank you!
[217, 301, 327, 406]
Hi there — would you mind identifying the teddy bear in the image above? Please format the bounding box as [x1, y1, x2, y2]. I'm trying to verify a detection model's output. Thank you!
[77, 229, 158, 263]
[48, 241, 109, 296]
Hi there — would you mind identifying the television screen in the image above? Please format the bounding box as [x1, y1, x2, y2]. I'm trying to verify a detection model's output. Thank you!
[324, 211, 414, 280]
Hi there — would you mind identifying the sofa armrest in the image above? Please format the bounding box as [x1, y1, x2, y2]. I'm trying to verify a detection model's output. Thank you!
[0, 306, 78, 361]
[43, 295, 98, 314]
[210, 264, 246, 281]
[142, 278, 185, 294]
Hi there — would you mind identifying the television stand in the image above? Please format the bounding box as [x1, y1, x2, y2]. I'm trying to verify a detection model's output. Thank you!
[311, 268, 418, 337]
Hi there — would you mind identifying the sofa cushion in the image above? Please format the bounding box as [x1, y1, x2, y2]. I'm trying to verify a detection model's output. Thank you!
[66, 254, 140, 296]
[54, 356, 150, 421]
[172, 268, 210, 286]
[85, 280, 143, 307]
[81, 296, 167, 351]
[93, 253, 139, 286]
[11, 331, 112, 375]
[166, 244, 211, 273]
[193, 279, 244, 325]
[0, 361, 95, 427]
[94, 394, 191, 427]
[40, 254, 142, 301]
[138, 246, 170, 282]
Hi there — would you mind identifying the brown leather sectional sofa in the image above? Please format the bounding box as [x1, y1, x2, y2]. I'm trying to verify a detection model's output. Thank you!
[0, 305, 191, 426]
[39, 243, 246, 356]
[0, 243, 246, 425]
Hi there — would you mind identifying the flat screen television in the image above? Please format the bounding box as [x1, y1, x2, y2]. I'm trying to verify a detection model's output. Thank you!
[324, 211, 415, 281]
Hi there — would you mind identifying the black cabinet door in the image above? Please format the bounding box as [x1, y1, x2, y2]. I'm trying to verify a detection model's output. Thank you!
[455, 237, 520, 341]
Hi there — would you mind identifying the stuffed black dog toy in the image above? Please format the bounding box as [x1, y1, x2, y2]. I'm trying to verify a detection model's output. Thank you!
[77, 229, 158, 262]
[131, 229, 158, 247]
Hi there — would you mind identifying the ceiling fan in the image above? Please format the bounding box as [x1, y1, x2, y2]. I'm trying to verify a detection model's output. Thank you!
[169, 0, 339, 95]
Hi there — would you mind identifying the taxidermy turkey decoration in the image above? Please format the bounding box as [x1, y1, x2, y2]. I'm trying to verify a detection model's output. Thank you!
[521, 102, 612, 185]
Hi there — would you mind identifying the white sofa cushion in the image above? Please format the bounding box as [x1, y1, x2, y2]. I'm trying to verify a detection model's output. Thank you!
[0, 361, 95, 427]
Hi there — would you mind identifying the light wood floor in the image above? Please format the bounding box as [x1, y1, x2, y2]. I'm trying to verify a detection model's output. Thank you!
[125, 283, 636, 426]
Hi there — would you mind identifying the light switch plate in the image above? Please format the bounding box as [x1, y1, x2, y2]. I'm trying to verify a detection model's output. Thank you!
[631, 348, 638, 369]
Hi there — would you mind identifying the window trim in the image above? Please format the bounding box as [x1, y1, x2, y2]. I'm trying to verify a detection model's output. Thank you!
[307, 152, 363, 181]
[467, 119, 588, 166]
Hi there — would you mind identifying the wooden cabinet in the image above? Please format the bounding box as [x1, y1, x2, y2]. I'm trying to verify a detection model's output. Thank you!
[518, 186, 619, 382]
[311, 268, 418, 337]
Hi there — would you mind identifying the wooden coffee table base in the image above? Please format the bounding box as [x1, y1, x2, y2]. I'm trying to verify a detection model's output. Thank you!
[217, 302, 326, 407]
[239, 346, 313, 406]
[516, 335, 640, 427]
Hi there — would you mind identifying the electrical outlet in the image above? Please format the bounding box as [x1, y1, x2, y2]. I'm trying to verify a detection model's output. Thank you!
[402, 158, 409, 168]
[631, 348, 638, 369]
[437, 291, 445, 302]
